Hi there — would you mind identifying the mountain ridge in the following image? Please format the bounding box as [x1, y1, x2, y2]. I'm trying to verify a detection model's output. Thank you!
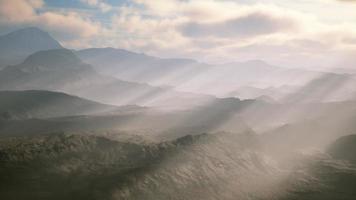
[0, 27, 63, 67]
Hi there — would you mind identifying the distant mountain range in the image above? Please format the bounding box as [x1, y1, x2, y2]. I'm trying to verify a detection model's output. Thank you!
[78, 47, 355, 101]
[2, 27, 356, 103]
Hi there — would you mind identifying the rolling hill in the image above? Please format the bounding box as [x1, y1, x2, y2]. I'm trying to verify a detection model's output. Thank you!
[0, 132, 276, 200]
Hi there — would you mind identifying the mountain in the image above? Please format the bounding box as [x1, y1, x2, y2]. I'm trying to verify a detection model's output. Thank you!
[0, 49, 159, 105]
[0, 48, 97, 91]
[0, 90, 116, 120]
[7, 48, 93, 73]
[0, 27, 63, 68]
[1, 27, 352, 102]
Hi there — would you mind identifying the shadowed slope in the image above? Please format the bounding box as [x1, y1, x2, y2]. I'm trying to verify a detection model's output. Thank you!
[0, 90, 116, 120]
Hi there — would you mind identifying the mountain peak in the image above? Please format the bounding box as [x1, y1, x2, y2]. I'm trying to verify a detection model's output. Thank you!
[0, 27, 62, 54]
[15, 49, 92, 72]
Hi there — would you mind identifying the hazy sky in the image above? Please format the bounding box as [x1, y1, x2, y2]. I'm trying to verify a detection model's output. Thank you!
[0, 0, 356, 68]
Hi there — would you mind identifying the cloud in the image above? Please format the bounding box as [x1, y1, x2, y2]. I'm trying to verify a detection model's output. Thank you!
[181, 12, 299, 38]
[133, 0, 178, 15]
[1, 0, 356, 67]
[108, 1, 313, 62]
[38, 12, 101, 39]
[0, 0, 42, 23]
[0, 0, 104, 45]
[108, 0, 356, 67]
[80, 0, 112, 12]
[342, 37, 356, 44]
[337, 0, 356, 2]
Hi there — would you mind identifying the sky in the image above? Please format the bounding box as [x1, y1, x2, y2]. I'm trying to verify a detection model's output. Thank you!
[0, 0, 356, 68]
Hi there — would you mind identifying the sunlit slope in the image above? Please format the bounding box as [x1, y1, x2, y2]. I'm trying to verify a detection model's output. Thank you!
[2, 132, 356, 200]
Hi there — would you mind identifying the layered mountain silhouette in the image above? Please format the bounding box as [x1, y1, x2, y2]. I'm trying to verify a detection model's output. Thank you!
[0, 27, 62, 68]
[78, 47, 350, 101]
[0, 49, 158, 104]
[0, 48, 212, 107]
[1, 27, 354, 103]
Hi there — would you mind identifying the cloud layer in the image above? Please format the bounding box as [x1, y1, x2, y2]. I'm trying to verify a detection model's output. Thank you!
[1, 0, 356, 68]
[0, 0, 103, 44]
[181, 12, 298, 38]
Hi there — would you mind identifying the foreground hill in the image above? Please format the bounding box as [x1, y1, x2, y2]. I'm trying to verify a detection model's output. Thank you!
[327, 134, 356, 163]
[1, 132, 356, 200]
[0, 27, 63, 68]
[0, 132, 276, 200]
[0, 90, 116, 120]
